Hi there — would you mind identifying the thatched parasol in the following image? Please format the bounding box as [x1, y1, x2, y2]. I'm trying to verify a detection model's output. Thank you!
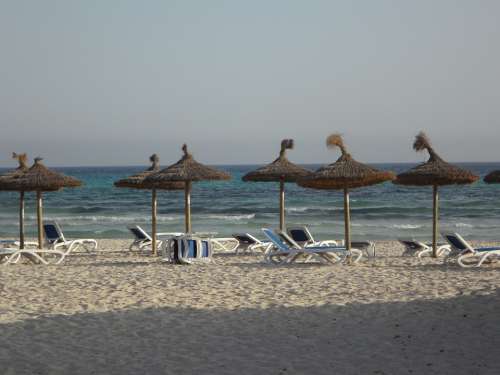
[144, 144, 231, 233]
[298, 134, 395, 252]
[0, 153, 29, 248]
[242, 139, 311, 230]
[114, 154, 183, 255]
[6, 157, 82, 249]
[484, 170, 500, 184]
[394, 132, 478, 257]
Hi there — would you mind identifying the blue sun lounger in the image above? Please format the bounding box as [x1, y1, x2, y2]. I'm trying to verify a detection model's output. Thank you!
[261, 228, 362, 265]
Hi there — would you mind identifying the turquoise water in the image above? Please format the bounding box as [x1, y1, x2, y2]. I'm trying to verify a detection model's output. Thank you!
[1, 163, 499, 241]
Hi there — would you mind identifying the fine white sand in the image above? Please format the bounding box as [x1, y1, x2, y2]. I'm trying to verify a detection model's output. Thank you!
[1, 239, 499, 374]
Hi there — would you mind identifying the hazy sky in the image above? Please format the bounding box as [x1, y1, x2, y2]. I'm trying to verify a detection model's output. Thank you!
[1, 0, 499, 167]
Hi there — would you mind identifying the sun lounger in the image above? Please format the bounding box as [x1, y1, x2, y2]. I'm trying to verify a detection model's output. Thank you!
[441, 232, 500, 268]
[287, 226, 376, 257]
[262, 228, 362, 265]
[162, 235, 212, 264]
[398, 239, 451, 258]
[231, 233, 272, 254]
[1, 247, 66, 265]
[128, 225, 159, 251]
[44, 221, 97, 255]
[127, 225, 178, 251]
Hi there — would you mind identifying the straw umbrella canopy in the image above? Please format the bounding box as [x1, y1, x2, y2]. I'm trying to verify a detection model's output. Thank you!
[114, 154, 184, 255]
[394, 132, 479, 257]
[5, 157, 82, 249]
[143, 144, 231, 233]
[0, 153, 29, 248]
[298, 134, 395, 252]
[484, 171, 500, 184]
[242, 139, 311, 230]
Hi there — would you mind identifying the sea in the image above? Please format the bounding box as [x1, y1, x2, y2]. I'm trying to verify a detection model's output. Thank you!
[1, 163, 499, 241]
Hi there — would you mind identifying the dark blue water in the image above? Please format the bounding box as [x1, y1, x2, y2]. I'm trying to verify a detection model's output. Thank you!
[1, 163, 499, 241]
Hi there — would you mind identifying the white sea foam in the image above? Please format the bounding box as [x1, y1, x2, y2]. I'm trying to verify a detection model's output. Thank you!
[286, 207, 309, 213]
[286, 206, 342, 213]
[454, 223, 473, 228]
[392, 224, 422, 230]
[23, 215, 180, 224]
[205, 214, 255, 221]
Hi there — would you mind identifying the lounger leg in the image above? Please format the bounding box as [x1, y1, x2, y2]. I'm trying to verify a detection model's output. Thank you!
[476, 253, 497, 267]
[457, 253, 476, 268]
[319, 253, 337, 265]
[417, 248, 431, 258]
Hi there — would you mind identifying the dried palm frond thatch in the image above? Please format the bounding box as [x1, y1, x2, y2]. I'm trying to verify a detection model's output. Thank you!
[299, 134, 395, 190]
[242, 139, 311, 229]
[7, 157, 81, 192]
[0, 153, 30, 248]
[484, 170, 500, 184]
[393, 132, 478, 257]
[144, 144, 230, 187]
[114, 154, 183, 190]
[297, 134, 395, 252]
[143, 144, 231, 233]
[1, 157, 82, 249]
[0, 153, 29, 190]
[114, 154, 183, 255]
[242, 139, 311, 182]
[394, 132, 478, 186]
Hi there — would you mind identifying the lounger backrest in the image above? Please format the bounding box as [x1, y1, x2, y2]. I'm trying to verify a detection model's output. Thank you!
[441, 232, 471, 252]
[43, 221, 64, 244]
[261, 228, 290, 252]
[398, 239, 423, 251]
[128, 226, 150, 241]
[276, 230, 302, 249]
[287, 227, 313, 245]
[232, 233, 259, 245]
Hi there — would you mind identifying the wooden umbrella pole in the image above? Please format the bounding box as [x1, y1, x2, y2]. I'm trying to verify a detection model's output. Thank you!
[151, 188, 158, 256]
[344, 188, 351, 251]
[279, 179, 285, 231]
[36, 191, 43, 249]
[432, 185, 439, 258]
[185, 181, 192, 233]
[19, 191, 25, 249]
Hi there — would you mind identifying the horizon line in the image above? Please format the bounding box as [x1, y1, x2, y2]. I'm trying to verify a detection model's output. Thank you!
[1, 161, 499, 169]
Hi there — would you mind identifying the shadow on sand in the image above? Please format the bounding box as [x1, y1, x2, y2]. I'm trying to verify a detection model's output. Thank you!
[1, 290, 499, 375]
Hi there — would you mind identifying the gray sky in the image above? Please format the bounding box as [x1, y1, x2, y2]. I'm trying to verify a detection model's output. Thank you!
[1, 0, 499, 167]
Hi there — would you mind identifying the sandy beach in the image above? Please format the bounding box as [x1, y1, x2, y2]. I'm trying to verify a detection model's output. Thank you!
[1, 239, 499, 375]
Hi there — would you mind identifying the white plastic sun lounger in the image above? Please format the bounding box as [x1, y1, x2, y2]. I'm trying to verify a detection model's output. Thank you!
[1, 247, 66, 265]
[44, 221, 97, 255]
[441, 232, 500, 268]
[262, 228, 362, 265]
[231, 233, 272, 254]
[287, 226, 376, 257]
[127, 225, 170, 251]
[398, 239, 451, 258]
